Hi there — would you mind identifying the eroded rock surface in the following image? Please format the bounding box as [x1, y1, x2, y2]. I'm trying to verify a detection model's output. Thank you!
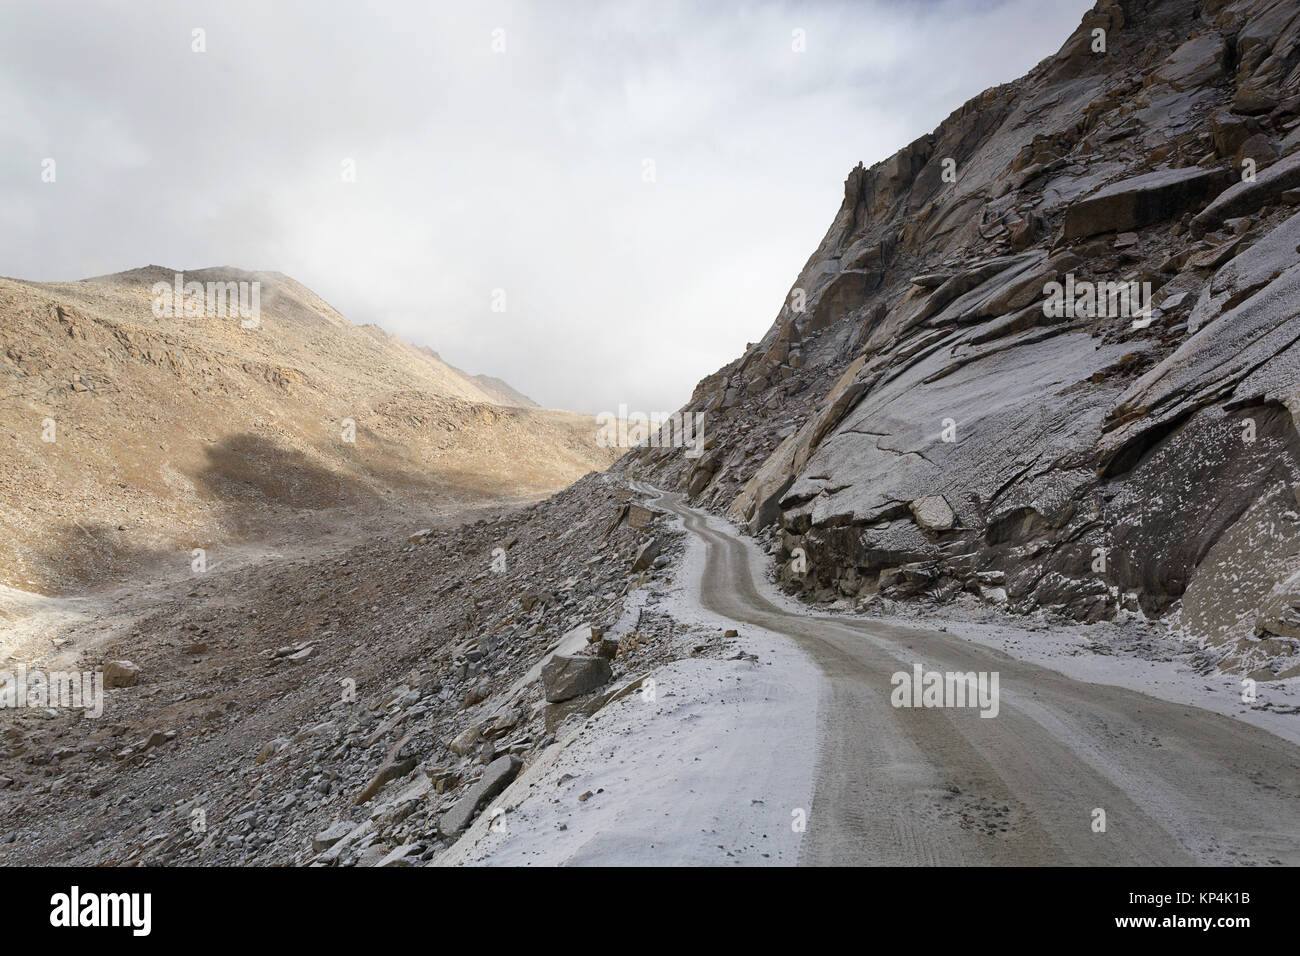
[628, 0, 1300, 678]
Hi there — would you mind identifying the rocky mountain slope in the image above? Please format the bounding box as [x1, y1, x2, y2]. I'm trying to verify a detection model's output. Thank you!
[0, 472, 710, 866]
[0, 266, 615, 593]
[5, 0, 1300, 867]
[626, 0, 1300, 680]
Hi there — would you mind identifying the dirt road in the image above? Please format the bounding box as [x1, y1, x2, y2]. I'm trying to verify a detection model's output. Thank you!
[642, 485, 1300, 866]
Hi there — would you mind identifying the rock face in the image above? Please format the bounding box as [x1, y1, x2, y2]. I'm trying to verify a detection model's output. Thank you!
[627, 0, 1300, 677]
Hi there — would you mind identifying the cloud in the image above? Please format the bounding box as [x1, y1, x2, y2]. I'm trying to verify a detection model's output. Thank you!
[0, 0, 1090, 412]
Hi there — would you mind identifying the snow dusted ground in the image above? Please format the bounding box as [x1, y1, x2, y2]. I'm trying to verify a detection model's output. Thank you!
[437, 515, 823, 866]
[705, 496, 1300, 748]
[859, 607, 1300, 747]
[442, 496, 1298, 865]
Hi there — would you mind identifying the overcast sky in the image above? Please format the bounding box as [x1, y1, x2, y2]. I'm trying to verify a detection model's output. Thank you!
[1, 0, 1090, 413]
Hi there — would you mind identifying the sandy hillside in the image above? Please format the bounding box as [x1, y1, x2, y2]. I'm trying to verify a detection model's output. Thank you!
[0, 266, 617, 594]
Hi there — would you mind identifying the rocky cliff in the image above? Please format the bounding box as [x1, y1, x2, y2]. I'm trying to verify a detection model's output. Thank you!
[625, 0, 1300, 679]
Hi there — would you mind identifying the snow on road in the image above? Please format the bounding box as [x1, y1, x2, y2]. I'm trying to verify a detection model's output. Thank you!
[442, 487, 1299, 865]
[438, 507, 822, 866]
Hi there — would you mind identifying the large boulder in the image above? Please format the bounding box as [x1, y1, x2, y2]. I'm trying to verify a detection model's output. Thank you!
[102, 660, 140, 689]
[1192, 150, 1300, 233]
[1063, 166, 1232, 238]
[311, 821, 354, 853]
[437, 755, 522, 837]
[631, 537, 662, 572]
[910, 495, 955, 531]
[541, 654, 612, 703]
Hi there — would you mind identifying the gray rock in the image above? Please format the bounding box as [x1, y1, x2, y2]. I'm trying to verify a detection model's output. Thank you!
[541, 654, 612, 703]
[312, 821, 353, 853]
[910, 495, 955, 531]
[1063, 166, 1232, 239]
[375, 843, 421, 867]
[631, 537, 662, 572]
[1193, 150, 1300, 233]
[447, 724, 481, 756]
[437, 755, 522, 837]
[102, 660, 140, 689]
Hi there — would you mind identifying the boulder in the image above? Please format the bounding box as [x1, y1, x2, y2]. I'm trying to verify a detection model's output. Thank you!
[1193, 150, 1300, 232]
[520, 590, 555, 612]
[1063, 166, 1233, 238]
[879, 563, 940, 599]
[311, 821, 353, 853]
[102, 660, 140, 689]
[437, 755, 522, 837]
[631, 537, 662, 572]
[626, 504, 655, 529]
[1151, 33, 1226, 91]
[541, 654, 612, 703]
[910, 495, 955, 531]
[1211, 112, 1253, 158]
[375, 844, 421, 867]
[353, 755, 418, 805]
[447, 724, 481, 756]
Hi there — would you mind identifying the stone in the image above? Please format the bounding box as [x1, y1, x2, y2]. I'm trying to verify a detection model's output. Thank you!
[1235, 133, 1278, 170]
[447, 724, 481, 756]
[354, 756, 418, 805]
[1233, 90, 1279, 116]
[1063, 166, 1233, 239]
[102, 660, 140, 689]
[1152, 33, 1225, 92]
[1193, 150, 1300, 232]
[631, 537, 662, 572]
[520, 590, 555, 612]
[910, 496, 955, 531]
[879, 563, 939, 599]
[541, 654, 612, 703]
[1212, 112, 1253, 158]
[626, 504, 655, 529]
[687, 468, 712, 497]
[979, 586, 1009, 604]
[375, 843, 421, 867]
[482, 710, 518, 740]
[312, 821, 353, 853]
[437, 755, 522, 837]
[255, 737, 289, 764]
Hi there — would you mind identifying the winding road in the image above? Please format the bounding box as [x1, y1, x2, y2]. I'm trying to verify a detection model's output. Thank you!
[640, 483, 1300, 866]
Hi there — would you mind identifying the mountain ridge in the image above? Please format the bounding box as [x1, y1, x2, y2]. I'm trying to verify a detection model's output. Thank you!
[0, 265, 614, 593]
